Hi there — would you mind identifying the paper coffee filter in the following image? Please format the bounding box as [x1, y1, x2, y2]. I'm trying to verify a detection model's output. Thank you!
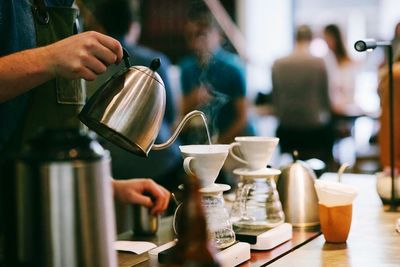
[315, 180, 358, 207]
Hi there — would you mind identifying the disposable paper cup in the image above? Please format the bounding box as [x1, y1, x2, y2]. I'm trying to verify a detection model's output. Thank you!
[319, 203, 352, 243]
[315, 180, 357, 243]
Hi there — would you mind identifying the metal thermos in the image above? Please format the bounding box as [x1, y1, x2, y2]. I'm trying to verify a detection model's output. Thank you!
[3, 129, 117, 267]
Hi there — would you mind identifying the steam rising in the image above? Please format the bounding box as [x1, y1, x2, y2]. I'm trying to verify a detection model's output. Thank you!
[198, 62, 229, 140]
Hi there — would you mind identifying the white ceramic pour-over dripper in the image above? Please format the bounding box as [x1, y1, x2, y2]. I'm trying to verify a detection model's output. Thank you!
[229, 136, 279, 170]
[179, 144, 230, 188]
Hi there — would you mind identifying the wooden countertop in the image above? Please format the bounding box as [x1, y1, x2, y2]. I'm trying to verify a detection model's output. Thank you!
[117, 173, 400, 266]
[269, 173, 400, 266]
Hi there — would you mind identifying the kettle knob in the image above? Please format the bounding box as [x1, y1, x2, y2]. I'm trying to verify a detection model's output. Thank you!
[292, 150, 299, 161]
[150, 58, 161, 71]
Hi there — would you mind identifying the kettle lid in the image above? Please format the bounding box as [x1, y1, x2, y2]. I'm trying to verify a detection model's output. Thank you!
[280, 151, 317, 180]
[133, 66, 164, 87]
[132, 57, 163, 84]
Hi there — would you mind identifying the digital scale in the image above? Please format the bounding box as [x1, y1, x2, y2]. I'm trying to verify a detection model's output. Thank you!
[235, 223, 293, 250]
[148, 240, 251, 267]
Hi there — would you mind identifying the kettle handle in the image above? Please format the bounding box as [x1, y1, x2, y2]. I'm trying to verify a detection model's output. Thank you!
[121, 48, 161, 71]
[122, 47, 131, 68]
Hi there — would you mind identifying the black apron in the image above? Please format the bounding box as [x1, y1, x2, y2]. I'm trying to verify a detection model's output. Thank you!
[0, 0, 84, 261]
[5, 0, 84, 153]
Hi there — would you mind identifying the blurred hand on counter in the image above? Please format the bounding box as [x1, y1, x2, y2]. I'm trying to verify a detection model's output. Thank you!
[112, 179, 170, 215]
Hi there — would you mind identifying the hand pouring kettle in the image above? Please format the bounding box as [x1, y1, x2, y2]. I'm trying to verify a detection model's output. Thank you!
[79, 49, 206, 157]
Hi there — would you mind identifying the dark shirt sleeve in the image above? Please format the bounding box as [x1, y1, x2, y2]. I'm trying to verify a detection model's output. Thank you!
[157, 55, 175, 125]
[180, 59, 197, 96]
[318, 60, 331, 110]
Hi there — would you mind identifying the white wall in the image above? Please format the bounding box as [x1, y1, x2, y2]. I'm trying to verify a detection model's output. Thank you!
[379, 0, 400, 40]
[237, 0, 293, 99]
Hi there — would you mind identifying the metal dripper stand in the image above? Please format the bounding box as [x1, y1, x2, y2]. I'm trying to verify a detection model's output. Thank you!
[231, 166, 293, 250]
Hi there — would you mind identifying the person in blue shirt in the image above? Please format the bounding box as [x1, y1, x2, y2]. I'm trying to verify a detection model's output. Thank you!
[179, 3, 254, 145]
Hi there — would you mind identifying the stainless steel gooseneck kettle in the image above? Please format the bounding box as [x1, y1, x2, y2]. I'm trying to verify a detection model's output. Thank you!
[79, 49, 205, 157]
[277, 151, 320, 228]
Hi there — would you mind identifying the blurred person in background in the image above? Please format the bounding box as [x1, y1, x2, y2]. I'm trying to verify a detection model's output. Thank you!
[272, 25, 334, 165]
[380, 21, 400, 66]
[378, 44, 400, 175]
[324, 24, 361, 116]
[323, 24, 362, 140]
[179, 2, 255, 187]
[391, 22, 400, 61]
[179, 2, 254, 145]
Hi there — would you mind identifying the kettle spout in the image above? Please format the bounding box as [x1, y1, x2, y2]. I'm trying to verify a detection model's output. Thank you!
[152, 110, 207, 151]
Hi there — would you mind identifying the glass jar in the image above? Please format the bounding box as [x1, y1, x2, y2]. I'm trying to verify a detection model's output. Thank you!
[231, 168, 285, 230]
[201, 184, 236, 249]
[173, 183, 236, 249]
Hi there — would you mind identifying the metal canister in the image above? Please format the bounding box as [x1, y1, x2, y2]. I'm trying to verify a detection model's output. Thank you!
[3, 129, 117, 267]
[132, 202, 159, 236]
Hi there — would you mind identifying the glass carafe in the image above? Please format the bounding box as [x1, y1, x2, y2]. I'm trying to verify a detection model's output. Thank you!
[231, 168, 285, 230]
[173, 184, 236, 250]
[201, 188, 236, 249]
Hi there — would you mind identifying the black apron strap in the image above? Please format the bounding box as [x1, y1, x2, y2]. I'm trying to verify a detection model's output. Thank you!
[33, 0, 50, 25]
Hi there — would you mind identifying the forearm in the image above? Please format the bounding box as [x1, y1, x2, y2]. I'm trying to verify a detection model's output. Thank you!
[182, 94, 198, 114]
[0, 47, 55, 102]
[218, 114, 247, 144]
[218, 98, 248, 144]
